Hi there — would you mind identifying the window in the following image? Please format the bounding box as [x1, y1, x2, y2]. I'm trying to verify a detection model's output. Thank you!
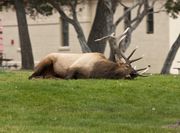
[147, 8, 154, 34]
[124, 7, 131, 30]
[61, 17, 69, 46]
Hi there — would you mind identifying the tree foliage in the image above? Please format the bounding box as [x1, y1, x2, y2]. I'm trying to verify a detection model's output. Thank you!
[165, 0, 180, 18]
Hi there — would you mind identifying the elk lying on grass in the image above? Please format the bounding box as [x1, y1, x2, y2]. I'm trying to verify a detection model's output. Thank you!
[29, 29, 150, 80]
[29, 52, 149, 80]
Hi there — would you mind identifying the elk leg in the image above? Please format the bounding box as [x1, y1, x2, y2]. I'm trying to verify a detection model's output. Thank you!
[65, 68, 76, 79]
[65, 67, 88, 79]
[29, 63, 59, 79]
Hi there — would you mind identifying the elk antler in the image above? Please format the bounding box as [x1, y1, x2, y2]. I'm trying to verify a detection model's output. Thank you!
[128, 47, 138, 59]
[116, 27, 130, 44]
[130, 56, 144, 63]
[137, 65, 151, 76]
[95, 28, 150, 77]
[136, 65, 151, 72]
[94, 32, 116, 42]
[95, 27, 143, 65]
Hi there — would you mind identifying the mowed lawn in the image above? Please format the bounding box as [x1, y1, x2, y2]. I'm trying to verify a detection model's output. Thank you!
[0, 71, 180, 133]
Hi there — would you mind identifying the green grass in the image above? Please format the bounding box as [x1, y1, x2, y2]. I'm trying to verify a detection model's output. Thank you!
[0, 71, 180, 133]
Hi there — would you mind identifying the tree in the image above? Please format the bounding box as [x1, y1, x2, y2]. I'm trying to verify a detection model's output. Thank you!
[0, 0, 34, 69]
[161, 34, 180, 74]
[107, 0, 180, 64]
[87, 0, 118, 53]
[19, 0, 179, 62]
[14, 0, 34, 69]
[165, 0, 180, 18]
[161, 0, 180, 74]
[27, 0, 91, 52]
[84, 0, 172, 62]
[26, 0, 119, 60]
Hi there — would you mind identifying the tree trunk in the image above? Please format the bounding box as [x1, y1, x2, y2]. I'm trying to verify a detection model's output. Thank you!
[87, 0, 118, 53]
[161, 34, 180, 74]
[72, 20, 91, 53]
[48, 0, 91, 53]
[14, 0, 34, 69]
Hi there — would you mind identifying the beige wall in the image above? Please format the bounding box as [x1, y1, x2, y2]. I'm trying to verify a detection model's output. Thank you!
[1, 11, 21, 63]
[112, 0, 170, 73]
[0, 0, 179, 73]
[0, 1, 93, 65]
[1, 11, 61, 64]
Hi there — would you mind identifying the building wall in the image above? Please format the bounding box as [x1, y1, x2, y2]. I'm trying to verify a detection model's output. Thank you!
[113, 0, 170, 73]
[0, 0, 178, 73]
[1, 10, 62, 64]
[0, 1, 93, 65]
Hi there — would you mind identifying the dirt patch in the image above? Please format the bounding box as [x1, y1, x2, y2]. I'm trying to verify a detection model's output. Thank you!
[162, 120, 180, 129]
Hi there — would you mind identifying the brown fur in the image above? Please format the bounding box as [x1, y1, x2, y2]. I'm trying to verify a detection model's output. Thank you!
[90, 61, 132, 79]
[29, 53, 135, 79]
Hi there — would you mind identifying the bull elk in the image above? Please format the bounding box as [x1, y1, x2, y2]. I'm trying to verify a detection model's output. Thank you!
[29, 29, 150, 80]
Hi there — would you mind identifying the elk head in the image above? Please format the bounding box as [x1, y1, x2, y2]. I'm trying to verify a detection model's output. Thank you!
[95, 28, 150, 79]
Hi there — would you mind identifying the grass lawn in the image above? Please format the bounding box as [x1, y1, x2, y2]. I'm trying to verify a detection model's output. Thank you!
[0, 71, 180, 133]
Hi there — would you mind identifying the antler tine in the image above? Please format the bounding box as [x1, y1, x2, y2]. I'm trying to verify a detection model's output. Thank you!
[120, 51, 130, 64]
[117, 27, 130, 44]
[117, 27, 130, 39]
[128, 46, 138, 60]
[136, 65, 151, 73]
[130, 56, 144, 64]
[97, 28, 130, 65]
[118, 34, 127, 44]
[136, 67, 147, 72]
[95, 32, 115, 42]
[115, 28, 131, 64]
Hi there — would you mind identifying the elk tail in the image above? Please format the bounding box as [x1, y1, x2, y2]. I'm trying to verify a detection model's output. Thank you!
[28, 54, 54, 79]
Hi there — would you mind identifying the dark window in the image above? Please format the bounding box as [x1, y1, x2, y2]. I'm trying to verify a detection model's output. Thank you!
[124, 7, 131, 30]
[61, 17, 69, 46]
[147, 8, 154, 34]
